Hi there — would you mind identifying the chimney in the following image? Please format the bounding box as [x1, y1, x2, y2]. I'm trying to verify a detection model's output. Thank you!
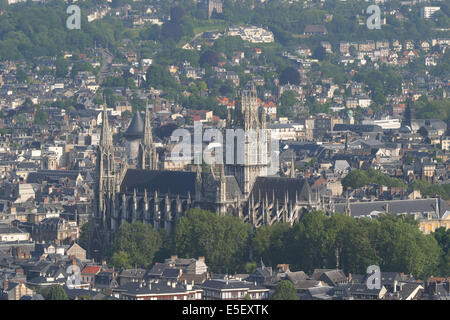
[198, 256, 205, 262]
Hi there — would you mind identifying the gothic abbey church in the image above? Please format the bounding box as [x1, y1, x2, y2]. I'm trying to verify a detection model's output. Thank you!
[89, 86, 320, 258]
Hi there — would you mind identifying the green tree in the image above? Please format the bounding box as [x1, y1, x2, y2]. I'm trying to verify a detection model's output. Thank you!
[279, 67, 300, 85]
[313, 45, 327, 61]
[109, 221, 162, 269]
[368, 215, 440, 279]
[146, 64, 179, 90]
[41, 285, 68, 300]
[110, 251, 132, 269]
[34, 107, 48, 125]
[16, 67, 27, 83]
[173, 208, 251, 273]
[55, 57, 69, 78]
[271, 280, 298, 300]
[200, 50, 219, 68]
[278, 90, 296, 118]
[431, 227, 450, 276]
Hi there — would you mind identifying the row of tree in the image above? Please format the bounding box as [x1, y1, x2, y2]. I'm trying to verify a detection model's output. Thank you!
[342, 168, 406, 190]
[104, 208, 448, 279]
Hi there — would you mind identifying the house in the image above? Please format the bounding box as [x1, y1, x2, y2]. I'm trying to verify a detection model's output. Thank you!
[310, 269, 348, 287]
[304, 25, 327, 36]
[147, 256, 209, 285]
[115, 280, 202, 300]
[1, 281, 35, 300]
[36, 218, 78, 245]
[81, 265, 102, 286]
[285, 271, 325, 293]
[334, 283, 388, 300]
[200, 278, 270, 300]
[94, 269, 119, 291]
[247, 261, 276, 286]
[0, 224, 30, 242]
[66, 243, 86, 260]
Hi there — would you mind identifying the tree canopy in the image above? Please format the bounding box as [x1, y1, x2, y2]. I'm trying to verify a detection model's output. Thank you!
[271, 280, 298, 300]
[172, 208, 251, 273]
[109, 221, 163, 269]
[279, 67, 300, 86]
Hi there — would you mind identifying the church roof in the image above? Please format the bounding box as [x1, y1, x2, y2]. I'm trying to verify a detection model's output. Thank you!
[249, 176, 312, 203]
[120, 169, 196, 196]
[124, 112, 144, 139]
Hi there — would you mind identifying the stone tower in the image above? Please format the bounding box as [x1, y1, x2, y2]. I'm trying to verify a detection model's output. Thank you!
[138, 101, 158, 170]
[226, 83, 270, 197]
[123, 111, 144, 162]
[90, 103, 116, 260]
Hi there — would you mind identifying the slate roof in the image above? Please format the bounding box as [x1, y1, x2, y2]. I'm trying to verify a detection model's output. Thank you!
[120, 169, 196, 196]
[26, 170, 82, 184]
[399, 283, 423, 300]
[116, 280, 194, 296]
[147, 263, 166, 277]
[304, 25, 327, 34]
[285, 271, 308, 284]
[161, 268, 181, 279]
[347, 283, 385, 296]
[124, 112, 144, 139]
[334, 198, 449, 218]
[249, 176, 312, 203]
[333, 124, 383, 133]
[120, 268, 146, 278]
[311, 269, 347, 286]
[0, 225, 27, 235]
[200, 279, 268, 291]
[304, 286, 334, 300]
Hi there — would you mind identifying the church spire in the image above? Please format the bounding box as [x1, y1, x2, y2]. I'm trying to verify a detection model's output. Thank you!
[290, 155, 296, 178]
[91, 96, 116, 261]
[143, 99, 153, 147]
[100, 102, 113, 147]
[138, 99, 158, 170]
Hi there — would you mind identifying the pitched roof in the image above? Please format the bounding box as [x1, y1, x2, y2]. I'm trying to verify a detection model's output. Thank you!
[120, 169, 196, 196]
[304, 25, 328, 34]
[81, 265, 102, 275]
[249, 176, 312, 203]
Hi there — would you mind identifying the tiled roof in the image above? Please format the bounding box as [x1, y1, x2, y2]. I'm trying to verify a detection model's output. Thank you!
[82, 265, 102, 275]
